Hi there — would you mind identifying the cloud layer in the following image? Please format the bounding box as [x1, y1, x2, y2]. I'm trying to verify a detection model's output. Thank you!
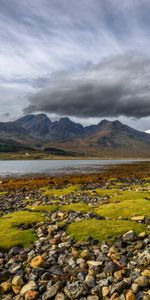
[25, 54, 150, 118]
[0, 1, 150, 128]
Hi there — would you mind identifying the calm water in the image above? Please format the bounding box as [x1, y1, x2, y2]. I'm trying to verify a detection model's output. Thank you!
[0, 159, 134, 177]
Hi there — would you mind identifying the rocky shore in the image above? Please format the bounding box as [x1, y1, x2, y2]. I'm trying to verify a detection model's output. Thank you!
[0, 209, 150, 300]
[0, 169, 149, 300]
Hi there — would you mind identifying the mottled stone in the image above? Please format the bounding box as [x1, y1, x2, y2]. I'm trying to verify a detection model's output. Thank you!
[0, 281, 12, 292]
[12, 275, 24, 287]
[55, 293, 66, 300]
[85, 275, 95, 288]
[20, 281, 37, 296]
[135, 276, 149, 287]
[30, 255, 45, 268]
[122, 230, 136, 242]
[141, 269, 150, 278]
[42, 281, 62, 300]
[102, 286, 109, 297]
[25, 290, 39, 300]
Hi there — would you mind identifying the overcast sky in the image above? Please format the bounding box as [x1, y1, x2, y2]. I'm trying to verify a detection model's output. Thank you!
[0, 0, 150, 130]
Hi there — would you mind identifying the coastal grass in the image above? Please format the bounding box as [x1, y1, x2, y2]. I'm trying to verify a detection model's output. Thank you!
[95, 198, 150, 219]
[61, 203, 92, 213]
[27, 204, 58, 212]
[96, 189, 150, 203]
[27, 203, 92, 214]
[42, 184, 80, 197]
[0, 211, 44, 250]
[0, 191, 7, 195]
[67, 219, 147, 242]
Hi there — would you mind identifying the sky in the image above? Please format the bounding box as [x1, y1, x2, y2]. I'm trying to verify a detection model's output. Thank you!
[0, 0, 150, 131]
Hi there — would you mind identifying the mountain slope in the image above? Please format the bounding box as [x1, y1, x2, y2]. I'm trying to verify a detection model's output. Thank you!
[16, 114, 52, 137]
[16, 115, 84, 141]
[46, 119, 150, 157]
[0, 114, 149, 157]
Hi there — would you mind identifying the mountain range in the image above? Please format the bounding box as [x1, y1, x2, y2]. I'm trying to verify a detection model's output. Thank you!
[0, 114, 150, 157]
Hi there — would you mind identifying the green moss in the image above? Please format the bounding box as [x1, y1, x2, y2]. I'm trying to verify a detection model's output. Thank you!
[28, 203, 92, 214]
[96, 189, 150, 203]
[67, 219, 147, 242]
[0, 211, 44, 250]
[95, 199, 150, 219]
[95, 188, 119, 197]
[27, 205, 58, 212]
[111, 190, 150, 203]
[0, 191, 8, 195]
[42, 184, 80, 197]
[61, 203, 92, 213]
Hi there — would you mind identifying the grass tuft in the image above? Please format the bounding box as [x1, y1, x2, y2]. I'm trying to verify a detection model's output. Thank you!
[0, 211, 44, 250]
[67, 219, 147, 242]
[27, 205, 58, 212]
[42, 184, 80, 197]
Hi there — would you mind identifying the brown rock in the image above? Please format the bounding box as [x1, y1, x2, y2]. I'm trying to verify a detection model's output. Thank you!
[71, 247, 79, 258]
[135, 276, 149, 287]
[79, 261, 87, 270]
[111, 253, 120, 261]
[55, 293, 66, 300]
[25, 290, 39, 300]
[12, 275, 24, 287]
[108, 246, 119, 257]
[20, 281, 37, 296]
[81, 249, 90, 259]
[141, 269, 150, 278]
[110, 293, 120, 300]
[49, 237, 60, 245]
[114, 270, 124, 280]
[0, 280, 12, 292]
[30, 255, 45, 268]
[126, 290, 136, 300]
[12, 285, 21, 295]
[102, 286, 109, 297]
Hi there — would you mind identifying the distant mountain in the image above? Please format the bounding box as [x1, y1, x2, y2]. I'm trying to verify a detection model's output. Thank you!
[16, 114, 52, 137]
[50, 119, 150, 157]
[0, 114, 150, 157]
[15, 114, 84, 140]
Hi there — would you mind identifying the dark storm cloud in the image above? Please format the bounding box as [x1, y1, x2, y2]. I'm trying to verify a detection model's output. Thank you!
[1, 0, 150, 127]
[24, 54, 150, 118]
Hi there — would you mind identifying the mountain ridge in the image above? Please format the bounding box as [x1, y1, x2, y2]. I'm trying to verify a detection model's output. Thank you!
[0, 114, 150, 157]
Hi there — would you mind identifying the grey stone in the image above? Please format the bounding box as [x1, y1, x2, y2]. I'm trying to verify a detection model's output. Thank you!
[122, 230, 136, 242]
[42, 281, 62, 300]
[0, 271, 10, 283]
[64, 282, 84, 299]
[104, 261, 120, 274]
[85, 275, 95, 288]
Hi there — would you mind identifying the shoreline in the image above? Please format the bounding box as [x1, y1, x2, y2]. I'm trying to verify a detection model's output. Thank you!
[0, 159, 150, 179]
